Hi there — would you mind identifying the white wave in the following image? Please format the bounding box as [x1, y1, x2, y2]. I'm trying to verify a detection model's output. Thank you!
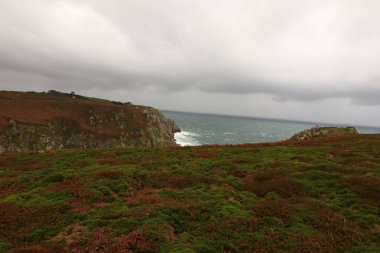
[174, 131, 201, 146]
[223, 132, 236, 135]
[181, 131, 200, 137]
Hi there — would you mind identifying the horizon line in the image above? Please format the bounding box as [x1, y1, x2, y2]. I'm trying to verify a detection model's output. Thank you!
[161, 109, 380, 130]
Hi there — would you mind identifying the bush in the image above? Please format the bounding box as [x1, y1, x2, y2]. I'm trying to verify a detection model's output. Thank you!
[242, 172, 303, 198]
[253, 199, 296, 226]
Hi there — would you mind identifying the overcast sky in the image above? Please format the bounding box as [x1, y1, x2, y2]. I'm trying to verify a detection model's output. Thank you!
[1, 0, 380, 126]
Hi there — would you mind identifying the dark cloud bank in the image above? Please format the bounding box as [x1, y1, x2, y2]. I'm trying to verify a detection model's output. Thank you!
[1, 0, 380, 125]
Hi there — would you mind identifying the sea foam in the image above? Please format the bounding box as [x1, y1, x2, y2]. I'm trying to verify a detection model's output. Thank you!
[174, 131, 201, 146]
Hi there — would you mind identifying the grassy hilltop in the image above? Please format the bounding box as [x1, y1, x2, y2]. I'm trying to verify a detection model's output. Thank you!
[0, 135, 380, 252]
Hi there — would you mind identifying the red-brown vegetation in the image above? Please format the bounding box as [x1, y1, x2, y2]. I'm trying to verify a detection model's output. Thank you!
[231, 157, 251, 164]
[53, 224, 88, 248]
[94, 170, 124, 180]
[0, 203, 66, 246]
[96, 152, 124, 165]
[69, 201, 92, 214]
[0, 171, 25, 198]
[0, 157, 50, 171]
[204, 216, 260, 236]
[267, 161, 286, 169]
[291, 155, 314, 162]
[133, 172, 211, 190]
[113, 230, 155, 253]
[123, 156, 151, 165]
[6, 245, 66, 253]
[242, 172, 303, 198]
[126, 188, 160, 206]
[195, 150, 220, 159]
[29, 160, 51, 170]
[72, 159, 90, 168]
[85, 227, 156, 253]
[252, 234, 327, 253]
[253, 199, 296, 226]
[230, 169, 248, 178]
[46, 177, 93, 200]
[306, 202, 364, 250]
[329, 146, 354, 157]
[47, 177, 82, 193]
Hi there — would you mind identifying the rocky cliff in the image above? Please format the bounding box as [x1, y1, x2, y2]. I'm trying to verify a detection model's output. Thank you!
[289, 126, 358, 141]
[0, 91, 180, 152]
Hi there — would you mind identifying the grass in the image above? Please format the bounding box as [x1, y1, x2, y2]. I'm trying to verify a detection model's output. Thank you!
[0, 134, 379, 252]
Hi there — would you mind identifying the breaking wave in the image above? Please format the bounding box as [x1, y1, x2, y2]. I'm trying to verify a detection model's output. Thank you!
[174, 131, 201, 146]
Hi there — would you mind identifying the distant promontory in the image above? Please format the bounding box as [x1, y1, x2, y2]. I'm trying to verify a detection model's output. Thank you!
[290, 126, 358, 141]
[0, 91, 180, 152]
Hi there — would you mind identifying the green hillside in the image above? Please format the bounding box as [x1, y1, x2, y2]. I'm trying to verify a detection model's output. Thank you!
[1, 135, 380, 252]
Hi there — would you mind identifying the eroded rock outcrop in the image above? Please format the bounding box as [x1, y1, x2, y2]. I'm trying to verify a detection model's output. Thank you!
[0, 91, 180, 152]
[289, 126, 358, 141]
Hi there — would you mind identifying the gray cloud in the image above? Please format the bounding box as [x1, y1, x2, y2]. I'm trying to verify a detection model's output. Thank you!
[0, 0, 380, 124]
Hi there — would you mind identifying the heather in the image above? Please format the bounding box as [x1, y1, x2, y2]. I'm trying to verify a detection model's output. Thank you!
[0, 135, 379, 252]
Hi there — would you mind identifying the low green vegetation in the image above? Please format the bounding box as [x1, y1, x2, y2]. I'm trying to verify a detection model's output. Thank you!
[0, 135, 379, 252]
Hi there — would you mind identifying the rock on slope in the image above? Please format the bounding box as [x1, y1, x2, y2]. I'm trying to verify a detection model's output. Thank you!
[0, 91, 180, 152]
[289, 126, 358, 141]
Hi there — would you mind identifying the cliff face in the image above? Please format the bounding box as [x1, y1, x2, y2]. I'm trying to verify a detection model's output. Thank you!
[0, 91, 180, 152]
[289, 126, 358, 141]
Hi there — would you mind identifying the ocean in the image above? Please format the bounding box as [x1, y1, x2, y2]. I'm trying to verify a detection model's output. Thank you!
[162, 110, 380, 146]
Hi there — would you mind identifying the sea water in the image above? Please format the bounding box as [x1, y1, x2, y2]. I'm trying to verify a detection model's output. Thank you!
[162, 110, 380, 146]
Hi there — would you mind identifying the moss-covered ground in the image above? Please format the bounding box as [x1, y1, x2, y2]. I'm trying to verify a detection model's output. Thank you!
[0, 135, 379, 252]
